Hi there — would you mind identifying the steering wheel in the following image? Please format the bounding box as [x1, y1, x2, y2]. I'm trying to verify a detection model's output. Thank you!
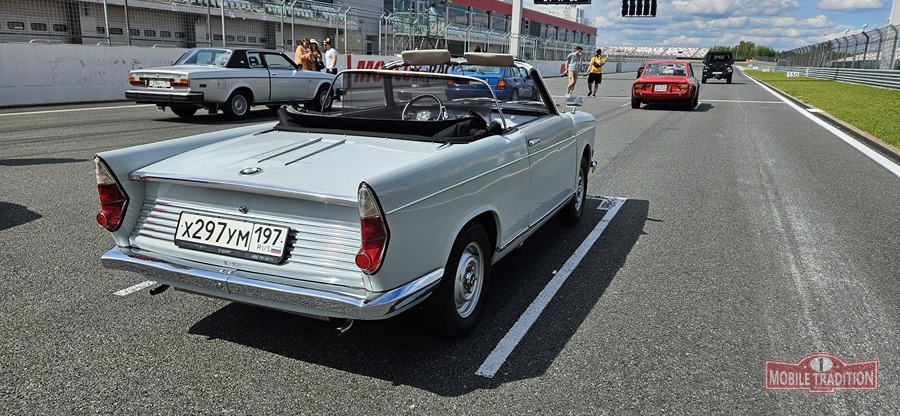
[402, 94, 446, 121]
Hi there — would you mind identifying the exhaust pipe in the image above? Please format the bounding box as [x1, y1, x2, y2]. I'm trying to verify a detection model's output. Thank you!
[335, 319, 354, 336]
[149, 284, 170, 296]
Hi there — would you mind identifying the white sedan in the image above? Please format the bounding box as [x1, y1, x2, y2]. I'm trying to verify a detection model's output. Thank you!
[126, 47, 335, 119]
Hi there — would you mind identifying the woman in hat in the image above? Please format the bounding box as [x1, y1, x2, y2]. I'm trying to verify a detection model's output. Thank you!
[307, 39, 323, 71]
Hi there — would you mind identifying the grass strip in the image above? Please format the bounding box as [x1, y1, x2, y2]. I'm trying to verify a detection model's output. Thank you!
[744, 69, 900, 150]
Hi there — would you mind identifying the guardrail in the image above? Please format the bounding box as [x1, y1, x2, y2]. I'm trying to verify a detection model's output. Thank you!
[771, 66, 900, 91]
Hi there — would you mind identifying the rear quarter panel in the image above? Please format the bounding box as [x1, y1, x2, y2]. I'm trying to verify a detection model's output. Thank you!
[363, 133, 532, 292]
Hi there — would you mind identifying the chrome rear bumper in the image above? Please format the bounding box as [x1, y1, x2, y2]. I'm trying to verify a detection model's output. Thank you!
[101, 247, 442, 320]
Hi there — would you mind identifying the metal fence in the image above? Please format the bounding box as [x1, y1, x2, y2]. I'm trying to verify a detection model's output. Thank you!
[0, 0, 593, 58]
[779, 24, 900, 70]
[768, 66, 900, 91]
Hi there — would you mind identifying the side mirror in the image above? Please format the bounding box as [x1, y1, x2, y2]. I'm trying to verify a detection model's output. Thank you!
[565, 96, 583, 107]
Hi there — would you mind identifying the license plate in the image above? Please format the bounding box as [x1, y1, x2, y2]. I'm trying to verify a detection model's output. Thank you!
[174, 212, 289, 264]
[654, 84, 667, 92]
[148, 79, 170, 88]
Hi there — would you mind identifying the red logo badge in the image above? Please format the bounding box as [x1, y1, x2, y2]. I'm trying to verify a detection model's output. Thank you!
[765, 352, 878, 394]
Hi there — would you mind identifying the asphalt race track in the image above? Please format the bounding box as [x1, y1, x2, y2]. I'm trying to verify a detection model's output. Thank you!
[0, 66, 898, 414]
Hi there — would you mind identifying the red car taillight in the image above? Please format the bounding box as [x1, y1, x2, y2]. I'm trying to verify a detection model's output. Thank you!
[170, 77, 189, 88]
[676, 83, 689, 91]
[355, 183, 389, 274]
[94, 157, 128, 231]
[128, 75, 143, 86]
[497, 78, 506, 90]
[633, 83, 643, 90]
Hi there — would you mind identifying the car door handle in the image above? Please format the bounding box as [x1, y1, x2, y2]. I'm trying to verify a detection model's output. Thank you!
[527, 138, 541, 146]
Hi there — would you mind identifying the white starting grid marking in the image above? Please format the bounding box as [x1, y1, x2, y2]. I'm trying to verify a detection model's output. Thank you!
[476, 196, 627, 378]
[114, 280, 157, 296]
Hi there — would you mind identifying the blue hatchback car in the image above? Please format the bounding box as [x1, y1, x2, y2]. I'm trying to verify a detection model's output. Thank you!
[445, 64, 537, 101]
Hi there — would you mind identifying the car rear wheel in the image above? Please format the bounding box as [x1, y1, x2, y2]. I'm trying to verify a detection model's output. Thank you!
[510, 89, 519, 101]
[701, 76, 707, 84]
[631, 97, 641, 109]
[425, 222, 491, 338]
[726, 75, 732, 84]
[559, 158, 588, 225]
[222, 90, 251, 119]
[170, 105, 198, 118]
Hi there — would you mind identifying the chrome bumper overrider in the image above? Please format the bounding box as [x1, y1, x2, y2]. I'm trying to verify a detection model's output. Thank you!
[101, 247, 443, 320]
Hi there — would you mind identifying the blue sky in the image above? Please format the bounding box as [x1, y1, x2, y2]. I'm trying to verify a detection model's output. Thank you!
[569, 0, 896, 51]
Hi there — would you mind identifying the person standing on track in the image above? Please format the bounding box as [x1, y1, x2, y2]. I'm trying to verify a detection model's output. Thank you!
[565, 46, 583, 97]
[585, 48, 605, 97]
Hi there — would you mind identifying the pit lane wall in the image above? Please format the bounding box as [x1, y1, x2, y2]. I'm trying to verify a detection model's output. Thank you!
[0, 44, 639, 108]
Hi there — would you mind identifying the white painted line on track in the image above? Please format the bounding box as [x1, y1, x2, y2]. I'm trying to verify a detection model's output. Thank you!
[746, 75, 900, 178]
[0, 104, 154, 117]
[476, 197, 627, 378]
[701, 99, 786, 104]
[807, 108, 823, 113]
[114, 280, 157, 296]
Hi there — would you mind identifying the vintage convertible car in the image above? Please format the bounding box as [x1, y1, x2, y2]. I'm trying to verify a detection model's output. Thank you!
[631, 60, 700, 111]
[98, 50, 597, 338]
[126, 47, 335, 119]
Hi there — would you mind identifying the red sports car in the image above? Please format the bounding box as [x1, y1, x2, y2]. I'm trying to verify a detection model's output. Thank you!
[631, 60, 700, 111]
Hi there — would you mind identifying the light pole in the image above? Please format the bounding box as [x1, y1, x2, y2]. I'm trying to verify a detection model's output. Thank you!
[860, 23, 869, 69]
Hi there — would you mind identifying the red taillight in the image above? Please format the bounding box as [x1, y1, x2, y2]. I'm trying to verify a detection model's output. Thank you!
[355, 184, 389, 274]
[447, 80, 454, 88]
[129, 75, 143, 86]
[497, 78, 506, 90]
[633, 83, 643, 90]
[169, 77, 189, 88]
[95, 157, 128, 231]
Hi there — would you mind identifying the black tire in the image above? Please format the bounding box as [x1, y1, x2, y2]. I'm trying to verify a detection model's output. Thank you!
[726, 75, 732, 84]
[170, 104, 198, 118]
[701, 76, 707, 84]
[559, 158, 588, 225]
[425, 222, 491, 338]
[222, 90, 251, 119]
[311, 85, 332, 112]
[509, 89, 519, 101]
[630, 97, 640, 109]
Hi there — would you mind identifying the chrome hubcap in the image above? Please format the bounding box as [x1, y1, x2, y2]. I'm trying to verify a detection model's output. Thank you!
[454, 242, 483, 318]
[233, 96, 248, 115]
[574, 169, 585, 211]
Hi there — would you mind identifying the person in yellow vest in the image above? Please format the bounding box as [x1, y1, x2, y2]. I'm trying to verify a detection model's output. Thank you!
[584, 48, 606, 97]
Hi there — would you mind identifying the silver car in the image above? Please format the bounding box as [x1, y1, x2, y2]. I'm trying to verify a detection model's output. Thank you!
[98, 50, 597, 338]
[126, 47, 335, 119]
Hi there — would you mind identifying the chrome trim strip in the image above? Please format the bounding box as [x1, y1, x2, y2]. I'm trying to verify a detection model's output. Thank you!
[101, 247, 442, 319]
[133, 174, 357, 206]
[256, 138, 322, 162]
[285, 139, 346, 165]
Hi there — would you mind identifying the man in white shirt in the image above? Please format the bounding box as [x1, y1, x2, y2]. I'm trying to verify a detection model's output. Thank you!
[323, 38, 338, 75]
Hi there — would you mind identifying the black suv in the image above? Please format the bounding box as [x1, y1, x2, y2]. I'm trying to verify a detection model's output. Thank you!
[702, 51, 734, 84]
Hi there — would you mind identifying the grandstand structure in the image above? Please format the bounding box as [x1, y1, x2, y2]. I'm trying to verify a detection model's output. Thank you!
[603, 46, 711, 62]
[0, 0, 596, 59]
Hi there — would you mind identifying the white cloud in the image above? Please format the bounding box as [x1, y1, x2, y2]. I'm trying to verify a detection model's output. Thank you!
[817, 0, 883, 11]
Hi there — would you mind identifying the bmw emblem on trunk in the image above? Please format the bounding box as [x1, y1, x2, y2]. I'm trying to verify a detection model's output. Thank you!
[239, 167, 263, 175]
